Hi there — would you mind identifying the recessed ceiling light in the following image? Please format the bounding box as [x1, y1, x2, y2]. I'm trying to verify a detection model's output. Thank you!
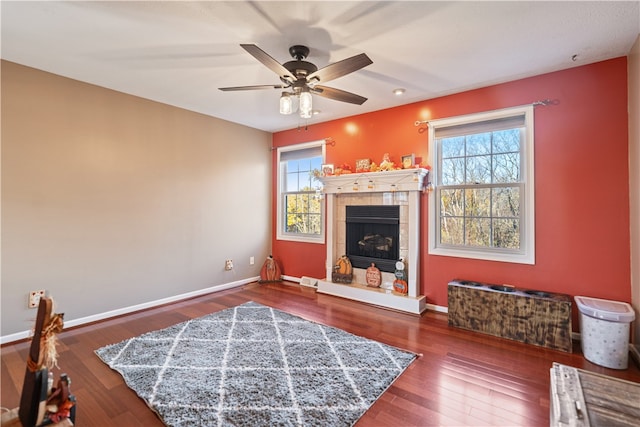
[312, 109, 321, 115]
[393, 88, 406, 95]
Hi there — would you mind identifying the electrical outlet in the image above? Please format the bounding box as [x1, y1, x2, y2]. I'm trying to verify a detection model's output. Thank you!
[225, 259, 233, 270]
[250, 256, 255, 265]
[28, 290, 46, 308]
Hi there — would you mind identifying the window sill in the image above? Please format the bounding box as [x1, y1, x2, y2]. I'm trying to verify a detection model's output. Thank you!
[276, 234, 325, 244]
[429, 246, 534, 265]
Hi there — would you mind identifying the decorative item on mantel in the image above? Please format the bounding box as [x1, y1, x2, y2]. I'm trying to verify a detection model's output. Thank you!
[393, 259, 408, 295]
[334, 163, 353, 175]
[332, 255, 353, 284]
[365, 263, 382, 288]
[320, 164, 334, 177]
[355, 158, 371, 173]
[401, 154, 415, 169]
[378, 153, 396, 171]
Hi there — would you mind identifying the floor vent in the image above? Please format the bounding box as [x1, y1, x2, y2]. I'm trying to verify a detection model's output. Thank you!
[300, 276, 318, 288]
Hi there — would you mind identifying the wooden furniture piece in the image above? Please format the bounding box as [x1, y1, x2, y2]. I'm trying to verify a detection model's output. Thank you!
[550, 362, 640, 426]
[448, 279, 572, 352]
[18, 298, 52, 426]
[5, 297, 75, 427]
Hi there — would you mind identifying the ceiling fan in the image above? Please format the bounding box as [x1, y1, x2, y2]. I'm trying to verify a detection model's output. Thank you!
[219, 44, 373, 118]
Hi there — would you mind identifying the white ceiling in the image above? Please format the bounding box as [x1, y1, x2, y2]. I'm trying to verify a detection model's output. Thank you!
[2, 1, 639, 133]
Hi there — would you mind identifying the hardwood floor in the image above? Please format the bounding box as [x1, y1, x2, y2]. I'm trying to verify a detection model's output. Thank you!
[2, 281, 640, 426]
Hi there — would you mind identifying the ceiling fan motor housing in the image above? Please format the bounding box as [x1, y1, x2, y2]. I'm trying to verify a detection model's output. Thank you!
[289, 45, 310, 60]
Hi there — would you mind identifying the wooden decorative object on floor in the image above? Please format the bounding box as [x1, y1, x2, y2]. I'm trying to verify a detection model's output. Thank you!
[550, 362, 640, 426]
[18, 298, 53, 427]
[448, 280, 572, 352]
[12, 297, 75, 427]
[259, 255, 282, 283]
[1, 408, 72, 427]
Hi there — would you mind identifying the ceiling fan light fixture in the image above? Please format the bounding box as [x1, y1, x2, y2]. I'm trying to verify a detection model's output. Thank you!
[299, 90, 313, 119]
[279, 92, 294, 115]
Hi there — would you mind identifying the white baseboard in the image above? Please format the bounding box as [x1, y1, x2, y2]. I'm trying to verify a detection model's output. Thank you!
[0, 277, 258, 345]
[426, 303, 448, 313]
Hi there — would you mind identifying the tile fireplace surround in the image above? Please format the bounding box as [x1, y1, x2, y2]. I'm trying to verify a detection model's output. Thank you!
[318, 168, 429, 314]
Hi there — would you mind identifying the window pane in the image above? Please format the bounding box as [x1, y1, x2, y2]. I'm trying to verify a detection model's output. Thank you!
[466, 155, 491, 184]
[286, 172, 298, 191]
[465, 218, 491, 247]
[310, 157, 323, 175]
[298, 159, 312, 173]
[466, 133, 491, 156]
[465, 188, 490, 217]
[440, 189, 464, 217]
[440, 217, 464, 245]
[493, 218, 520, 248]
[492, 187, 520, 217]
[285, 193, 321, 235]
[441, 157, 465, 185]
[441, 136, 465, 158]
[286, 159, 325, 192]
[301, 171, 313, 190]
[287, 159, 300, 172]
[493, 129, 520, 153]
[493, 152, 520, 183]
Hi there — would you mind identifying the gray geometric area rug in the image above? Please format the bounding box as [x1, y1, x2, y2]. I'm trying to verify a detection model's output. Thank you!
[95, 301, 417, 427]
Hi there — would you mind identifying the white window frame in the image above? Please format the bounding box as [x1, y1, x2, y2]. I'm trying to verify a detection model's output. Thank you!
[428, 105, 535, 264]
[276, 140, 326, 244]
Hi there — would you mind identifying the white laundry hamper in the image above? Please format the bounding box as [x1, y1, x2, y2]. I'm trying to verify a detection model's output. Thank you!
[574, 296, 636, 369]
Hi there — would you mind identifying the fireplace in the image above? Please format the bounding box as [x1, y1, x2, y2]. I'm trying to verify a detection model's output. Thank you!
[346, 205, 399, 273]
[317, 168, 429, 314]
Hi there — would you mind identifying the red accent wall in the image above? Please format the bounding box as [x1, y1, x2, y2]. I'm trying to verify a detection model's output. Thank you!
[272, 57, 631, 312]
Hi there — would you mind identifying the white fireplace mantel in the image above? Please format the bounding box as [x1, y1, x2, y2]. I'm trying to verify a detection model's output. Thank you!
[321, 168, 429, 195]
[317, 168, 429, 314]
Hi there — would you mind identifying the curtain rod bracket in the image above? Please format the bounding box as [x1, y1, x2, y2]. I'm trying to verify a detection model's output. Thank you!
[324, 137, 336, 147]
[533, 99, 558, 106]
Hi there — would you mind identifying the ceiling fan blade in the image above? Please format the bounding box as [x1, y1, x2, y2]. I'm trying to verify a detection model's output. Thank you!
[240, 44, 296, 82]
[307, 53, 372, 83]
[219, 84, 285, 91]
[312, 85, 368, 105]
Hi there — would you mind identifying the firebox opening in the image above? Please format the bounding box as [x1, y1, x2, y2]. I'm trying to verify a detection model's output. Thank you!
[345, 205, 399, 273]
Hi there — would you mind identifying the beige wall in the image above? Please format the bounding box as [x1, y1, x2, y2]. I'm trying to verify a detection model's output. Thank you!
[1, 61, 272, 337]
[630, 35, 640, 349]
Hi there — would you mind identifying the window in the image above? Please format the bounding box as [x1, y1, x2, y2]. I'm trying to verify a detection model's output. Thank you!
[428, 105, 535, 264]
[277, 141, 325, 243]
